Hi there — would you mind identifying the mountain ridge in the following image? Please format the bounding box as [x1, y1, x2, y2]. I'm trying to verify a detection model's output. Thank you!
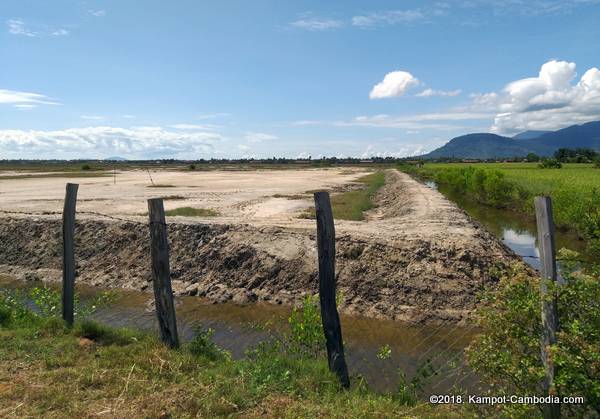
[422, 120, 600, 159]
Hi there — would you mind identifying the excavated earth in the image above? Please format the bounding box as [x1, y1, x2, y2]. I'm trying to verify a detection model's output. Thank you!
[0, 169, 528, 324]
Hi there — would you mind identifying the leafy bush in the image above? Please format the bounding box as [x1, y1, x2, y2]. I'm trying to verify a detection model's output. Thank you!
[434, 167, 524, 208]
[29, 286, 116, 319]
[467, 258, 600, 417]
[538, 158, 562, 169]
[81, 164, 91, 170]
[189, 326, 230, 361]
[288, 295, 324, 355]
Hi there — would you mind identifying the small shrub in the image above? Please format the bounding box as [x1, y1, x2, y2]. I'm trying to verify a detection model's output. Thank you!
[538, 158, 562, 169]
[81, 164, 91, 170]
[467, 260, 600, 417]
[189, 164, 196, 170]
[288, 295, 324, 356]
[189, 327, 229, 361]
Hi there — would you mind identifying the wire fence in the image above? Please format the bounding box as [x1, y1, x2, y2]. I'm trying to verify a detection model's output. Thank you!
[0, 188, 579, 399]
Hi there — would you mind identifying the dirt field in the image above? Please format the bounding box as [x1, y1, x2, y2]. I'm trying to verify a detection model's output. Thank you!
[0, 168, 527, 324]
[0, 168, 366, 224]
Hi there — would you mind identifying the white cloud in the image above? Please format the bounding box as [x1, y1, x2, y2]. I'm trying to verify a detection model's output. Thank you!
[122, 114, 136, 119]
[244, 132, 278, 143]
[89, 10, 106, 17]
[7, 19, 36, 37]
[294, 112, 492, 131]
[7, 19, 69, 37]
[473, 60, 600, 134]
[0, 89, 59, 108]
[51, 28, 69, 36]
[416, 88, 462, 97]
[197, 112, 229, 120]
[237, 144, 251, 151]
[14, 104, 37, 110]
[0, 126, 222, 159]
[80, 115, 104, 120]
[170, 123, 219, 130]
[352, 10, 424, 28]
[290, 17, 344, 31]
[370, 71, 420, 99]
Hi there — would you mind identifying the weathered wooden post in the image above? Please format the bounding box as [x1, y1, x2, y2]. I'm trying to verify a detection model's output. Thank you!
[62, 183, 78, 326]
[535, 196, 560, 419]
[147, 198, 180, 349]
[313, 191, 350, 388]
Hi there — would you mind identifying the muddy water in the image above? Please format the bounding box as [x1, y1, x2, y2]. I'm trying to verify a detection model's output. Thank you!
[1, 276, 476, 394]
[424, 180, 587, 271]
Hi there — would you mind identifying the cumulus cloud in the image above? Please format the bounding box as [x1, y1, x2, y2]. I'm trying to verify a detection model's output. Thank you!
[7, 19, 36, 37]
[170, 123, 219, 130]
[416, 88, 462, 97]
[370, 71, 420, 99]
[290, 17, 344, 31]
[244, 132, 278, 143]
[0, 126, 221, 159]
[479, 60, 600, 134]
[0, 89, 59, 108]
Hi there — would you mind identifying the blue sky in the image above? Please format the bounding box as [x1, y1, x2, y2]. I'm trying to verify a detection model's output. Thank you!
[2, 0, 600, 159]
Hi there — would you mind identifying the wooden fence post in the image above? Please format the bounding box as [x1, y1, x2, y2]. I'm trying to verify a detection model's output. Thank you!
[148, 198, 179, 349]
[313, 191, 350, 388]
[62, 183, 78, 326]
[534, 196, 560, 419]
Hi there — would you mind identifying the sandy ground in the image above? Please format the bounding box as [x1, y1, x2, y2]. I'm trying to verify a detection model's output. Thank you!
[0, 168, 527, 324]
[0, 168, 366, 223]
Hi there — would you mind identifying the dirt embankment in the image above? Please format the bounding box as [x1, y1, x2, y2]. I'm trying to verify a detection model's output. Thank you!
[0, 170, 528, 324]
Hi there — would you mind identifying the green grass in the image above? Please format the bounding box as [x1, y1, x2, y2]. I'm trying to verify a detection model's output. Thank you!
[399, 162, 600, 267]
[165, 206, 219, 217]
[0, 292, 467, 418]
[301, 171, 386, 221]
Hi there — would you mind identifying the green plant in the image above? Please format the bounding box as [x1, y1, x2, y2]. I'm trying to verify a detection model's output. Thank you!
[467, 260, 600, 417]
[28, 287, 117, 320]
[539, 158, 562, 169]
[288, 295, 324, 355]
[395, 360, 436, 406]
[164, 207, 218, 217]
[189, 326, 230, 361]
[377, 344, 392, 360]
[81, 164, 91, 171]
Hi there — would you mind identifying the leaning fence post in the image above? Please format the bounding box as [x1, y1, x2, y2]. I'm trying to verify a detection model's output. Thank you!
[313, 191, 350, 388]
[147, 198, 180, 349]
[62, 183, 78, 326]
[534, 196, 560, 419]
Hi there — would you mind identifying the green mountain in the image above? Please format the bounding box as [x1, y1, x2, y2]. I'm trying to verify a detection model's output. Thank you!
[422, 121, 600, 159]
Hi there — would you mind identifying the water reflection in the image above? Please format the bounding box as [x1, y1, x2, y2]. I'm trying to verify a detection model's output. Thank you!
[0, 276, 475, 394]
[425, 180, 586, 271]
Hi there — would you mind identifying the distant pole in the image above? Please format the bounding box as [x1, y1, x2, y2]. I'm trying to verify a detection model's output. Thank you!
[534, 196, 560, 419]
[62, 183, 78, 326]
[313, 191, 350, 388]
[147, 168, 155, 186]
[147, 198, 179, 349]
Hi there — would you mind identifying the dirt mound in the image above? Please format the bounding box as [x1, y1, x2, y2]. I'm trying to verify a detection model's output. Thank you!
[0, 169, 532, 324]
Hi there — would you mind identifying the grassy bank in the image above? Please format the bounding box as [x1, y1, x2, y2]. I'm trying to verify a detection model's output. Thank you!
[165, 206, 219, 217]
[399, 163, 600, 265]
[0, 288, 464, 418]
[302, 171, 386, 221]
